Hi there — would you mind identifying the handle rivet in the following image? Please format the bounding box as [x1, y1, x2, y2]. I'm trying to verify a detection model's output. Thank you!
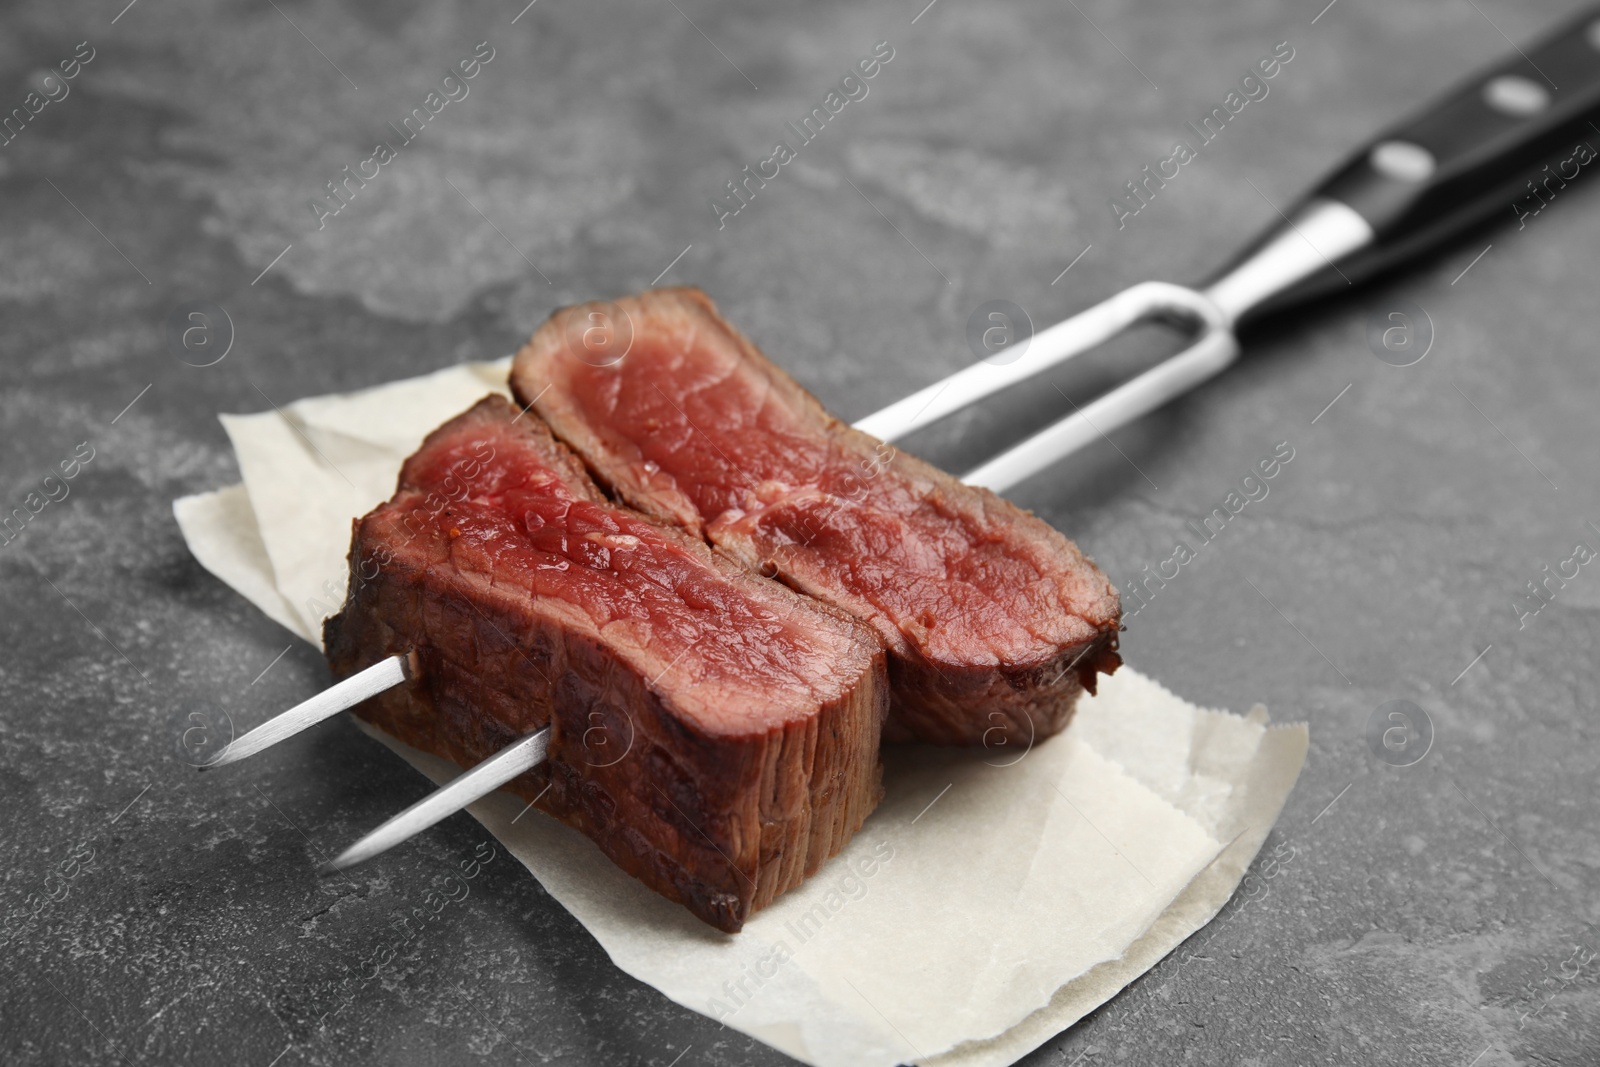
[1483, 74, 1550, 116]
[1369, 140, 1436, 182]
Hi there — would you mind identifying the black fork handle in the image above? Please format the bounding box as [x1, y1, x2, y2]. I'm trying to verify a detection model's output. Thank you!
[1214, 3, 1600, 323]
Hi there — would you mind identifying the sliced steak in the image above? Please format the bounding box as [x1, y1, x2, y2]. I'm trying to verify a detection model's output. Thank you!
[323, 395, 887, 933]
[510, 288, 1121, 747]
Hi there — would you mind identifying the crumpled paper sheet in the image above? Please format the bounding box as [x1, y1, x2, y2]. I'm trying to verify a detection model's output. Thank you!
[172, 359, 1308, 1067]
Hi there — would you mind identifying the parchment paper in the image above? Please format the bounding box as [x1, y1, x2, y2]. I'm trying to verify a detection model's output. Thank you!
[172, 359, 1308, 1067]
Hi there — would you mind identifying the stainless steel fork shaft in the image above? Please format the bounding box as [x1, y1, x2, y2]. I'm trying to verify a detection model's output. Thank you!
[853, 199, 1374, 493]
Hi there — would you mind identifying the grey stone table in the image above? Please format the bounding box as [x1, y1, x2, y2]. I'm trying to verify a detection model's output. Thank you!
[2, 0, 1597, 1063]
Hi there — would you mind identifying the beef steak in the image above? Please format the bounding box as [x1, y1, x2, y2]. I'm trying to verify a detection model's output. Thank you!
[323, 395, 887, 932]
[510, 288, 1121, 747]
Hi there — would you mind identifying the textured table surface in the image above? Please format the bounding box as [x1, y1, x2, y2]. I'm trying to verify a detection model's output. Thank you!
[3, 1, 1598, 1064]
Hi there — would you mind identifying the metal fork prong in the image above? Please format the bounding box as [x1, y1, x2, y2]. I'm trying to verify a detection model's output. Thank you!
[203, 654, 410, 769]
[962, 322, 1240, 493]
[319, 728, 551, 875]
[852, 281, 1218, 443]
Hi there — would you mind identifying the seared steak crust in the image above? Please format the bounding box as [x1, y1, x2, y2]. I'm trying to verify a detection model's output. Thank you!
[324, 396, 886, 932]
[511, 288, 1121, 747]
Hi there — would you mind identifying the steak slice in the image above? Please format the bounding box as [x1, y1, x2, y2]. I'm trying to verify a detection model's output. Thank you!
[510, 288, 1121, 747]
[323, 395, 887, 933]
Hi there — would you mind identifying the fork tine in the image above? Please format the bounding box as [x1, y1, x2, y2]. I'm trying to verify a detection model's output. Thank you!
[203, 653, 411, 769]
[319, 728, 551, 874]
[852, 281, 1217, 443]
[962, 324, 1239, 493]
